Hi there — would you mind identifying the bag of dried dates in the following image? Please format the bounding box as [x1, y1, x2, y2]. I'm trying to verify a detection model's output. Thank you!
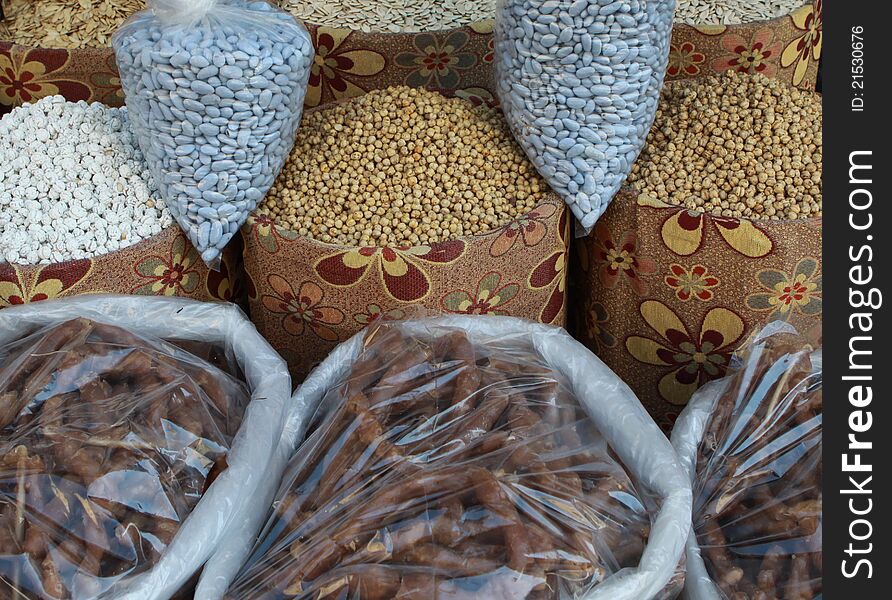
[0, 296, 291, 600]
[203, 315, 691, 600]
[670, 324, 822, 600]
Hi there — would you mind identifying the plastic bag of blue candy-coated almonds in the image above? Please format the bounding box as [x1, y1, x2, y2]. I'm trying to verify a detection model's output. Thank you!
[495, 0, 675, 233]
[113, 0, 314, 269]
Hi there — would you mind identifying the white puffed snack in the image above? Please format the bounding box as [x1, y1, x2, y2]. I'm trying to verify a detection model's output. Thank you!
[495, 0, 675, 230]
[0, 95, 172, 266]
[113, 0, 314, 268]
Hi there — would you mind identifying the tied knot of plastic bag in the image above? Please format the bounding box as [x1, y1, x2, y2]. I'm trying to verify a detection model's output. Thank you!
[150, 0, 219, 26]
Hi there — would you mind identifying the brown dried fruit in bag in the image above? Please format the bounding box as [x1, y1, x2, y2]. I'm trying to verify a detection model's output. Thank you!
[694, 332, 822, 600]
[0, 319, 249, 599]
[227, 321, 656, 599]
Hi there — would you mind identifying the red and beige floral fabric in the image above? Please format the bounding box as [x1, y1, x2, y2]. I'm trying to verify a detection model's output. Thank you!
[243, 199, 569, 379]
[0, 227, 243, 308]
[571, 189, 822, 430]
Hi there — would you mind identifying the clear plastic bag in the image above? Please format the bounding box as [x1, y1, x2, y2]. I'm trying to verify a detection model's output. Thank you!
[494, 0, 675, 231]
[220, 315, 691, 600]
[0, 318, 246, 598]
[0, 296, 292, 600]
[670, 325, 822, 600]
[113, 0, 314, 268]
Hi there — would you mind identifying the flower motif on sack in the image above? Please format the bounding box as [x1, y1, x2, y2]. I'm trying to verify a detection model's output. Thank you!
[782, 0, 822, 86]
[307, 28, 386, 107]
[746, 257, 822, 319]
[626, 301, 745, 406]
[667, 41, 705, 77]
[528, 210, 569, 324]
[592, 222, 656, 296]
[89, 52, 125, 106]
[314, 241, 466, 303]
[250, 214, 300, 254]
[455, 87, 496, 107]
[442, 271, 520, 315]
[484, 202, 558, 258]
[665, 264, 720, 302]
[396, 31, 476, 89]
[354, 304, 406, 326]
[584, 302, 617, 354]
[483, 37, 495, 64]
[639, 195, 773, 258]
[713, 28, 782, 77]
[207, 253, 243, 303]
[0, 48, 90, 106]
[131, 233, 201, 296]
[0, 260, 92, 307]
[262, 277, 344, 341]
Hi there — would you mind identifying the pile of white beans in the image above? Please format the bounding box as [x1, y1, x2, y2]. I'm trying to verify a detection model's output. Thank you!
[0, 96, 172, 265]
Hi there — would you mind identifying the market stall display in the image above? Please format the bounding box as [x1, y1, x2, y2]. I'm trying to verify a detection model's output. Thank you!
[671, 325, 821, 599]
[208, 315, 691, 600]
[244, 88, 569, 380]
[113, 0, 314, 266]
[0, 94, 247, 309]
[495, 0, 675, 230]
[0, 296, 291, 599]
[0, 1, 823, 118]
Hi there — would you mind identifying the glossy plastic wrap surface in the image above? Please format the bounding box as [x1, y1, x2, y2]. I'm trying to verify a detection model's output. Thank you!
[671, 325, 822, 600]
[0, 296, 291, 600]
[215, 315, 691, 600]
[113, 0, 314, 267]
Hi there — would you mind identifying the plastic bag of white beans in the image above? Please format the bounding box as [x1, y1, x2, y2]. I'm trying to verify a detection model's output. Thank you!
[495, 0, 674, 231]
[113, 0, 314, 268]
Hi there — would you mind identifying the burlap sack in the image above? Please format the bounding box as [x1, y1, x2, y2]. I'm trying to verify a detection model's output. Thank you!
[0, 0, 822, 113]
[570, 189, 822, 430]
[0, 226, 243, 308]
[243, 196, 569, 379]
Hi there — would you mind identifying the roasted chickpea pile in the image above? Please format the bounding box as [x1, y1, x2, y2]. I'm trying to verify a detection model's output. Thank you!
[259, 87, 549, 247]
[628, 71, 822, 220]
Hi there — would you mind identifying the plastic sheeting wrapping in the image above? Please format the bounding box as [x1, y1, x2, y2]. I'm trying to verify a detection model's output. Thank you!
[0, 295, 291, 599]
[199, 315, 691, 600]
[671, 324, 822, 600]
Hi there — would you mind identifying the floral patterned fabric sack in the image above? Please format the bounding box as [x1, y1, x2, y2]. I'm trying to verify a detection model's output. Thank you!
[243, 193, 569, 379]
[571, 189, 821, 428]
[1, 227, 244, 310]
